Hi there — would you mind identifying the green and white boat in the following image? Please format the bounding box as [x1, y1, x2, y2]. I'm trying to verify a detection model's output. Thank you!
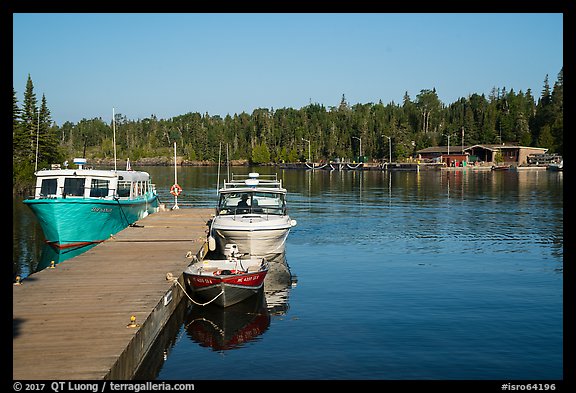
[23, 158, 159, 249]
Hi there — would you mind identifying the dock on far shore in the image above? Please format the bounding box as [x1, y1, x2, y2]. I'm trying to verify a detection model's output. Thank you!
[278, 161, 443, 171]
[278, 161, 549, 171]
[13, 208, 213, 380]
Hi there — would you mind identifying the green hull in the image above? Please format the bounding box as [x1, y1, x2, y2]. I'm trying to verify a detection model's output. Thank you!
[24, 195, 159, 248]
[36, 243, 99, 272]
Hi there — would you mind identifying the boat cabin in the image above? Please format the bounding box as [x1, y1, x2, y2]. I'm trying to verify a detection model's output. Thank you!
[32, 168, 154, 200]
[216, 173, 287, 216]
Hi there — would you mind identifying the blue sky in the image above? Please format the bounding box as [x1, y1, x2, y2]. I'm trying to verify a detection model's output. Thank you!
[13, 13, 563, 125]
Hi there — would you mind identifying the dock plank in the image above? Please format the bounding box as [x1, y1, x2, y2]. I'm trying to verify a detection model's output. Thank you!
[13, 208, 213, 380]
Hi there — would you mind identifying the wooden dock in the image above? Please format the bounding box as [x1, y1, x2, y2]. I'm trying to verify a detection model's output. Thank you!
[13, 208, 213, 380]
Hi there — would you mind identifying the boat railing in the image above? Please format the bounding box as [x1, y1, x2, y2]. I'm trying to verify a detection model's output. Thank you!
[231, 173, 278, 182]
[224, 173, 282, 189]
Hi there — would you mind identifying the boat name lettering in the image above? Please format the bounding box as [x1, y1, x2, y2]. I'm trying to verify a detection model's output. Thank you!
[239, 275, 259, 282]
[91, 207, 113, 213]
[193, 277, 215, 284]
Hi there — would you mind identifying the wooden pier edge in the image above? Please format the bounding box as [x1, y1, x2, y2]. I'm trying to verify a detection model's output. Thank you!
[13, 208, 213, 380]
[104, 244, 208, 380]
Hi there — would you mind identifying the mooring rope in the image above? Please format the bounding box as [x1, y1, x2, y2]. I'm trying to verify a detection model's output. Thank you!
[114, 197, 132, 226]
[170, 276, 224, 307]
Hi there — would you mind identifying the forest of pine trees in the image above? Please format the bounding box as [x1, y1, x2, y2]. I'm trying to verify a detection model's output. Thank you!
[13, 69, 563, 191]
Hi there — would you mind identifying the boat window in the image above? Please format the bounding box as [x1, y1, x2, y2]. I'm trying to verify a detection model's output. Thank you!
[90, 179, 109, 197]
[218, 191, 285, 215]
[253, 192, 285, 214]
[117, 181, 131, 198]
[63, 178, 85, 197]
[40, 178, 58, 196]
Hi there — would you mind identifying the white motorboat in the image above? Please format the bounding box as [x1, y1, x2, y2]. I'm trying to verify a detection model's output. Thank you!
[208, 173, 296, 259]
[547, 160, 563, 171]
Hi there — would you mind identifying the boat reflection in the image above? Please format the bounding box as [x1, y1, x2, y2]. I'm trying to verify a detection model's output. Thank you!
[184, 251, 296, 351]
[35, 243, 98, 272]
[185, 290, 270, 351]
[263, 251, 297, 315]
[134, 252, 297, 379]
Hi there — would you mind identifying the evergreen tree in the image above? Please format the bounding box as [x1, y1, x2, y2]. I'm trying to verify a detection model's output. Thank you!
[338, 94, 350, 111]
[13, 88, 21, 129]
[12, 69, 563, 176]
[540, 74, 552, 106]
[22, 74, 38, 162]
[251, 142, 271, 164]
[37, 94, 61, 165]
[550, 68, 563, 154]
[537, 125, 554, 150]
[533, 74, 556, 151]
[515, 111, 531, 146]
[13, 88, 27, 161]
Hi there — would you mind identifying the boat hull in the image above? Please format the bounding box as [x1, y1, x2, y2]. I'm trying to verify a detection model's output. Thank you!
[184, 259, 268, 307]
[185, 272, 267, 307]
[23, 195, 159, 248]
[211, 215, 292, 259]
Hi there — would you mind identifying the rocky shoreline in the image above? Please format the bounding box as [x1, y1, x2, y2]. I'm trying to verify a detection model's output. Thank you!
[90, 157, 255, 167]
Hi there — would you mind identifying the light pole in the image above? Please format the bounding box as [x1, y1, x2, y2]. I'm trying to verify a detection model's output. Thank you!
[352, 136, 362, 162]
[382, 134, 392, 165]
[301, 138, 311, 163]
[444, 133, 455, 167]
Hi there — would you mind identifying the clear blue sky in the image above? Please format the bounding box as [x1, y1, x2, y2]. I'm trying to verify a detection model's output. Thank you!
[13, 13, 563, 125]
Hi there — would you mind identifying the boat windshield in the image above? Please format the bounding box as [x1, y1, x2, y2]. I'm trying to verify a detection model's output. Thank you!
[218, 191, 286, 215]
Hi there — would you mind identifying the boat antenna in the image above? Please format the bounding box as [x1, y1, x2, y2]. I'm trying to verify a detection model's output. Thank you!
[216, 142, 222, 195]
[226, 143, 230, 182]
[112, 107, 117, 172]
[34, 108, 40, 172]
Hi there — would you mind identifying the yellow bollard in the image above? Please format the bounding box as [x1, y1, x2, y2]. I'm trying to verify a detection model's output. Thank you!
[14, 276, 22, 286]
[49, 260, 55, 269]
[126, 315, 139, 328]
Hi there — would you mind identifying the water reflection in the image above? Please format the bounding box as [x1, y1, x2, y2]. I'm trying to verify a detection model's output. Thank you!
[15, 166, 563, 380]
[185, 251, 296, 352]
[35, 243, 98, 272]
[185, 290, 270, 351]
[134, 251, 296, 379]
[13, 192, 98, 281]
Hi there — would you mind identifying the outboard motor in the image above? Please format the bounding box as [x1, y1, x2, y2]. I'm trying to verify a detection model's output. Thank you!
[223, 243, 241, 259]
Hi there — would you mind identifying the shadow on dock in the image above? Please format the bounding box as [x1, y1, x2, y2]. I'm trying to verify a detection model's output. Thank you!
[13, 318, 24, 339]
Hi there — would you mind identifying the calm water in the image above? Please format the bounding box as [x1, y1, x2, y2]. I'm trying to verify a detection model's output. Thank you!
[13, 166, 564, 380]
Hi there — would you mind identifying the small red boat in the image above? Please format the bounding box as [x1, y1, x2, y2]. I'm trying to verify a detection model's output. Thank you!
[184, 246, 268, 307]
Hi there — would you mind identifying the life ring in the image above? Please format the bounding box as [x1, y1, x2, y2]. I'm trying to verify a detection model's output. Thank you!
[170, 183, 182, 196]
